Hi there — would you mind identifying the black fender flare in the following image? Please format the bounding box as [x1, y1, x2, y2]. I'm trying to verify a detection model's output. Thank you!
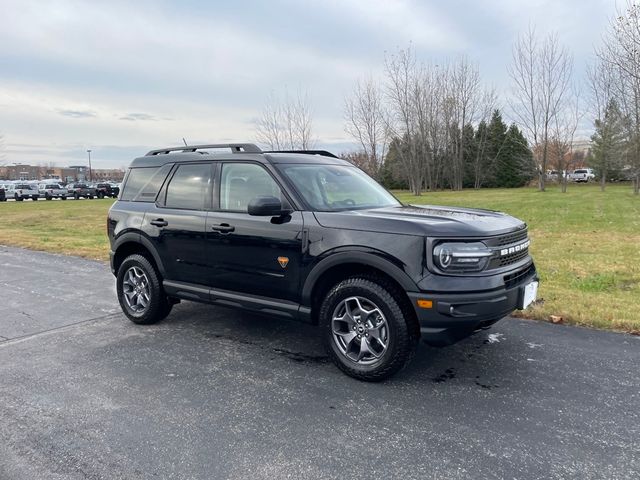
[301, 250, 418, 306]
[111, 232, 167, 276]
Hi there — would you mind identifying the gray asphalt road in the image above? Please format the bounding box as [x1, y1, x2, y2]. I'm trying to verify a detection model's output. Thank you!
[0, 245, 638, 480]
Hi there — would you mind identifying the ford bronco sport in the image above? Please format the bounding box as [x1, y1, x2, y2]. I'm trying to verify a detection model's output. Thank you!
[108, 144, 538, 381]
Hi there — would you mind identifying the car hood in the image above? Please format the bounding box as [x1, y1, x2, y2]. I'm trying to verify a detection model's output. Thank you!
[313, 204, 526, 237]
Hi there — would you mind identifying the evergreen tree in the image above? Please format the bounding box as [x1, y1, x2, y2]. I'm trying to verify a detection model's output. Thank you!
[462, 123, 477, 188]
[379, 138, 409, 190]
[486, 110, 508, 187]
[500, 125, 534, 187]
[590, 100, 626, 190]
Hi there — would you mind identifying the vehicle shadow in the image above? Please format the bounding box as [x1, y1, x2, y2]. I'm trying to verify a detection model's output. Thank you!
[159, 301, 535, 392]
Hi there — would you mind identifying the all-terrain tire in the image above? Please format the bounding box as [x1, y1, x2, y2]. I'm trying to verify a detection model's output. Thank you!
[320, 276, 419, 382]
[116, 254, 172, 325]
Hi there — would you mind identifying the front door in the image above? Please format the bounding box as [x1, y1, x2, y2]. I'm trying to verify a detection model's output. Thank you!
[206, 162, 304, 302]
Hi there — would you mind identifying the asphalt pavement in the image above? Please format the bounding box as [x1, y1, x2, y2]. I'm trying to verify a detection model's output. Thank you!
[0, 245, 638, 479]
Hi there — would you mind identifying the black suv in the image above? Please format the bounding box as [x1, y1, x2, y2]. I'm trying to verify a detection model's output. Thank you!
[95, 183, 120, 198]
[108, 144, 538, 381]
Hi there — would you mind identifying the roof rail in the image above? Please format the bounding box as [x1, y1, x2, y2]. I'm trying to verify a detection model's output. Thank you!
[145, 143, 262, 156]
[263, 149, 339, 158]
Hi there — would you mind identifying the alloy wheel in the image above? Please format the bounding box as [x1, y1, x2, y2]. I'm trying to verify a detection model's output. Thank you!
[331, 296, 389, 365]
[122, 266, 151, 313]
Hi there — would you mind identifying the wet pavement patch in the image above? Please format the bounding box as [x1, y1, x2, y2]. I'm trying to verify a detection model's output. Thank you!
[432, 368, 456, 383]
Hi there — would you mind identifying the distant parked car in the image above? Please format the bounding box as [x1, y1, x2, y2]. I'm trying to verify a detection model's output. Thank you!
[38, 182, 68, 200]
[7, 183, 40, 201]
[67, 183, 96, 199]
[568, 168, 595, 183]
[94, 183, 119, 198]
[545, 170, 566, 182]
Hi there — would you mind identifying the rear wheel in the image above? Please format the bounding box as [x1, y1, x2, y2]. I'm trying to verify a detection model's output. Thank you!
[320, 276, 418, 382]
[46, 194, 52, 200]
[61, 196, 67, 200]
[116, 254, 172, 325]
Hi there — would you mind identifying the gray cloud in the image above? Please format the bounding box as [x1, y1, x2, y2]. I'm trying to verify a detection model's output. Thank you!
[56, 109, 97, 119]
[119, 112, 158, 122]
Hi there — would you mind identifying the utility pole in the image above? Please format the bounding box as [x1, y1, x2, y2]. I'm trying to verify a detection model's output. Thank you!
[87, 149, 92, 182]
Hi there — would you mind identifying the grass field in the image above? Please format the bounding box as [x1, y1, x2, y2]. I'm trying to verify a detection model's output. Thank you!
[0, 184, 638, 332]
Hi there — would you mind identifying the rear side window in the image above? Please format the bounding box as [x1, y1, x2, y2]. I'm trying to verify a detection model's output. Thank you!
[121, 165, 172, 202]
[164, 163, 211, 210]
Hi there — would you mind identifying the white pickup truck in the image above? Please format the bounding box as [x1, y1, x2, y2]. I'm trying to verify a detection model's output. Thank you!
[568, 168, 595, 183]
[38, 182, 68, 200]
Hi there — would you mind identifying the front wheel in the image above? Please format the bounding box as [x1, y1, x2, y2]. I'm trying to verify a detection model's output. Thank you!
[320, 276, 418, 382]
[116, 254, 172, 325]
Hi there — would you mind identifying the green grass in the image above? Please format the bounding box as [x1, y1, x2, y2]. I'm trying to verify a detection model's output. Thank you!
[393, 184, 640, 333]
[1, 184, 639, 332]
[0, 198, 113, 261]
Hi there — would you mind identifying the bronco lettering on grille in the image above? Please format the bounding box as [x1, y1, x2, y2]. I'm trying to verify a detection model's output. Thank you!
[499, 239, 530, 256]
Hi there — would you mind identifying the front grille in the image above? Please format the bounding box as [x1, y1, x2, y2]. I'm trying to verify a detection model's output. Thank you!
[494, 229, 528, 246]
[499, 249, 529, 266]
[484, 227, 530, 270]
[504, 263, 536, 289]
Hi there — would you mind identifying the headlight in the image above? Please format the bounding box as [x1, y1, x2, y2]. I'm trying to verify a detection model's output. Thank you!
[433, 242, 493, 273]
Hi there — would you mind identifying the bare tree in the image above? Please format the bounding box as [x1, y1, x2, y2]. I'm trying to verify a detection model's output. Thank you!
[255, 89, 315, 150]
[384, 48, 425, 195]
[550, 88, 582, 193]
[0, 133, 6, 166]
[587, 58, 625, 191]
[471, 89, 499, 188]
[344, 77, 388, 178]
[508, 27, 573, 191]
[597, 1, 640, 194]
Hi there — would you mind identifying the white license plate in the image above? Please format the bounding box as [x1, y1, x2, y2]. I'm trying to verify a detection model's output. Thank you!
[521, 281, 538, 309]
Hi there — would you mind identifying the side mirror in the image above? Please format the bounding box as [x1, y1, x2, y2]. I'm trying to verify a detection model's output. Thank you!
[247, 196, 290, 217]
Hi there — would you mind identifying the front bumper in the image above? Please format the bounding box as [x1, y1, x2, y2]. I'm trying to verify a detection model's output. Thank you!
[407, 263, 538, 346]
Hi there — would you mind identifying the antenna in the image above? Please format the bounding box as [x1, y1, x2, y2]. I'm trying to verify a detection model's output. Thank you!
[182, 138, 188, 146]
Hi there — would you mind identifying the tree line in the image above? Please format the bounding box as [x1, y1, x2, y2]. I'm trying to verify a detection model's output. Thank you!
[255, 1, 640, 195]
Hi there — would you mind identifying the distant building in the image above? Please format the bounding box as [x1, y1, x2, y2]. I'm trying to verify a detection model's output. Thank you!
[0, 164, 125, 182]
[92, 169, 125, 182]
[1, 164, 41, 181]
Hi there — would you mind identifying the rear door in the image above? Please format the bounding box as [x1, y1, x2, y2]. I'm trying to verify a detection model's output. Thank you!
[206, 162, 304, 302]
[140, 162, 214, 287]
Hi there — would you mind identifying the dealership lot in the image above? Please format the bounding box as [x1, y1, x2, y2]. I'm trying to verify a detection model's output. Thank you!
[0, 245, 638, 479]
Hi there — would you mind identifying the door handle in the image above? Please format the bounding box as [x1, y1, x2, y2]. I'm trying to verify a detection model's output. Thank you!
[150, 218, 168, 227]
[211, 223, 235, 233]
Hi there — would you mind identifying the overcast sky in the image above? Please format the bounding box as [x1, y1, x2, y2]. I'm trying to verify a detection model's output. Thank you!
[0, 0, 617, 169]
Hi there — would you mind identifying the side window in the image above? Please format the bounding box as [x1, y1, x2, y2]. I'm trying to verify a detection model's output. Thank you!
[120, 165, 172, 202]
[220, 163, 282, 212]
[164, 163, 211, 210]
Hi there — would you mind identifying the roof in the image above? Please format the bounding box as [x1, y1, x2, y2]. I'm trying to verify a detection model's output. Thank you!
[129, 143, 351, 168]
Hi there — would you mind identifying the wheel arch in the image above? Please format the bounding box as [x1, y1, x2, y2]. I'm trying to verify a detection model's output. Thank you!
[302, 251, 419, 326]
[112, 233, 166, 277]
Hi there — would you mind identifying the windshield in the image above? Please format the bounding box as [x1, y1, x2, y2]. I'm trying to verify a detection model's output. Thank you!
[277, 164, 400, 212]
